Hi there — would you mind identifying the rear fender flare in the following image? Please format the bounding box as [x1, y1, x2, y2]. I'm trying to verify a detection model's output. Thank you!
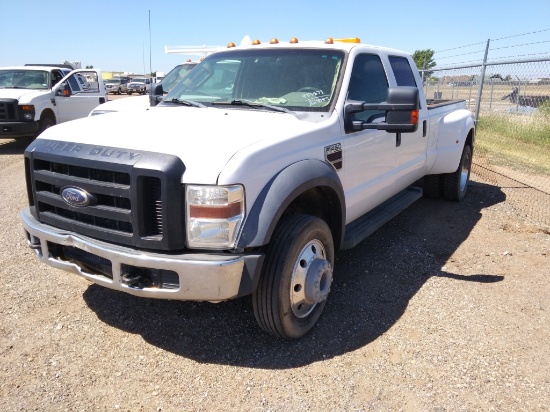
[429, 110, 475, 175]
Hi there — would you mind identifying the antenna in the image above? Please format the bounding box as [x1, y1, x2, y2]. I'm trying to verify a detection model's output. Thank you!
[149, 10, 152, 75]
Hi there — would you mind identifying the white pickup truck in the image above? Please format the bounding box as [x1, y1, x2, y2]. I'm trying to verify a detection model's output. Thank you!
[0, 66, 107, 138]
[20, 38, 474, 339]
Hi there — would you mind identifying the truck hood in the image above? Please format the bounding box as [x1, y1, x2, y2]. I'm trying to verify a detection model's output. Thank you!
[38, 106, 325, 183]
[90, 95, 150, 114]
[0, 88, 49, 101]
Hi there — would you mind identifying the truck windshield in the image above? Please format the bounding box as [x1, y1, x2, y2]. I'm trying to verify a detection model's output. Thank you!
[160, 63, 197, 94]
[0, 69, 49, 90]
[164, 49, 345, 112]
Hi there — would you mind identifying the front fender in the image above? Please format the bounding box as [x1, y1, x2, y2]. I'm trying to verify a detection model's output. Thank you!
[428, 109, 475, 175]
[237, 159, 345, 249]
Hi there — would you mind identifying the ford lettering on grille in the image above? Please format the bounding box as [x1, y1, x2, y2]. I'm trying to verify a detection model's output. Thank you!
[61, 187, 95, 207]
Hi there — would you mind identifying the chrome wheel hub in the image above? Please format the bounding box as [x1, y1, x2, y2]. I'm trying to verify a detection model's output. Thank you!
[460, 149, 472, 192]
[290, 239, 333, 318]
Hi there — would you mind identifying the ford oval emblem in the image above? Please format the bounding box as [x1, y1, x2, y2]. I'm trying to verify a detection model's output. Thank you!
[61, 186, 95, 207]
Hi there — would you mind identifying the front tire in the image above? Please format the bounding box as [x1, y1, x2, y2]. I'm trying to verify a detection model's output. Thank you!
[442, 144, 472, 201]
[253, 215, 334, 339]
[37, 115, 55, 137]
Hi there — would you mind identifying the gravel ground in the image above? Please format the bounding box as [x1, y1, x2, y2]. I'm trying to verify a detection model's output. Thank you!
[1, 136, 548, 411]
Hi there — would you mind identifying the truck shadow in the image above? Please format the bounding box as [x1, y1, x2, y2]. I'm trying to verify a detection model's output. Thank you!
[0, 137, 34, 155]
[83, 180, 506, 368]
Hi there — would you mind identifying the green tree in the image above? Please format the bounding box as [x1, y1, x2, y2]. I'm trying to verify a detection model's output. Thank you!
[85, 65, 94, 69]
[412, 49, 436, 79]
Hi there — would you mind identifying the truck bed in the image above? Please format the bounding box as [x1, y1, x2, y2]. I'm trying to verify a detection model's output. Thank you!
[426, 99, 466, 109]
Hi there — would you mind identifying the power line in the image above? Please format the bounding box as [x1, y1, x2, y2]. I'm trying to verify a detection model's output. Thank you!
[433, 51, 550, 69]
[490, 40, 550, 51]
[437, 50, 486, 60]
[435, 42, 486, 55]
[434, 28, 550, 55]
[437, 40, 550, 61]
[492, 28, 550, 42]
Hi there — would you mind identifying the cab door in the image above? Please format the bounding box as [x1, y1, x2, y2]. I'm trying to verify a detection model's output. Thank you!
[338, 53, 427, 224]
[386, 55, 428, 181]
[52, 70, 107, 123]
[338, 53, 400, 223]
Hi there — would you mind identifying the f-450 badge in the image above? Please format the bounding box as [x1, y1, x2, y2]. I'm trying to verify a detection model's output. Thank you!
[325, 143, 342, 171]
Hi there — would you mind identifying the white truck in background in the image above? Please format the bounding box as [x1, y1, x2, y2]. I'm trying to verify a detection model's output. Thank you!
[0, 65, 106, 138]
[90, 61, 198, 115]
[127, 78, 152, 95]
[153, 71, 165, 83]
[21, 37, 474, 339]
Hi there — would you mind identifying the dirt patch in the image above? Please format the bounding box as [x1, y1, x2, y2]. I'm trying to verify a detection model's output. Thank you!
[1, 141, 548, 411]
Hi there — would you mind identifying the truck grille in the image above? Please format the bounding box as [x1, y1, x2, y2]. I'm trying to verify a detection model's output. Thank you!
[25, 139, 186, 251]
[0, 99, 18, 121]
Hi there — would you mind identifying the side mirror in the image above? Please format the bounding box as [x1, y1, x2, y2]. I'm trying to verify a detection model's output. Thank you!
[62, 84, 72, 97]
[54, 83, 71, 97]
[150, 83, 163, 106]
[345, 86, 419, 133]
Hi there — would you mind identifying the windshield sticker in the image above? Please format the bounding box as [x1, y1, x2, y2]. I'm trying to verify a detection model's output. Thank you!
[302, 90, 330, 107]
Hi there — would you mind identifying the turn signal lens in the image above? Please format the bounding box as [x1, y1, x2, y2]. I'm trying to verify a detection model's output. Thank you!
[411, 110, 419, 125]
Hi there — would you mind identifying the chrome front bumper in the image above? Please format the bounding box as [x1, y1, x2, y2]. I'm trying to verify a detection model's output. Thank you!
[20, 208, 262, 301]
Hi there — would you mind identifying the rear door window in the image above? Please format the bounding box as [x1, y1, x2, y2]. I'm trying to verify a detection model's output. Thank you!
[389, 56, 417, 87]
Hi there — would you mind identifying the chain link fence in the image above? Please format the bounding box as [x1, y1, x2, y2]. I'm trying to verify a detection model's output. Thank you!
[421, 58, 550, 228]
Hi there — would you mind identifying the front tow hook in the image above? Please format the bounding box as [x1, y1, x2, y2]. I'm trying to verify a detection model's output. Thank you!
[121, 273, 143, 288]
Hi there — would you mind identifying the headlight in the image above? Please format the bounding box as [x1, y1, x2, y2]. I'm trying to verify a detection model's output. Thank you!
[19, 105, 35, 121]
[186, 185, 244, 249]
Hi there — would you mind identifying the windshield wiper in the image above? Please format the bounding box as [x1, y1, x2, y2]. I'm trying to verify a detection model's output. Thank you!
[170, 98, 205, 108]
[211, 100, 291, 113]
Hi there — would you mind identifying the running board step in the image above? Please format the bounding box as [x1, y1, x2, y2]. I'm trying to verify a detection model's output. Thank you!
[341, 186, 422, 250]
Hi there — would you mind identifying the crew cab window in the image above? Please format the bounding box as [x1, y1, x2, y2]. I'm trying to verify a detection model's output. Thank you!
[347, 54, 388, 123]
[55, 71, 100, 94]
[388, 56, 417, 87]
[67, 75, 82, 92]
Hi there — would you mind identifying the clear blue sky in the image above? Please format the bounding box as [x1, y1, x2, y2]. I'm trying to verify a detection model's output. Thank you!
[1, 0, 549, 74]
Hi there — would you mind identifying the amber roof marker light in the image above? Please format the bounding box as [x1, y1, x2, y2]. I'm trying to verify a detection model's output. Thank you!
[334, 37, 361, 43]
